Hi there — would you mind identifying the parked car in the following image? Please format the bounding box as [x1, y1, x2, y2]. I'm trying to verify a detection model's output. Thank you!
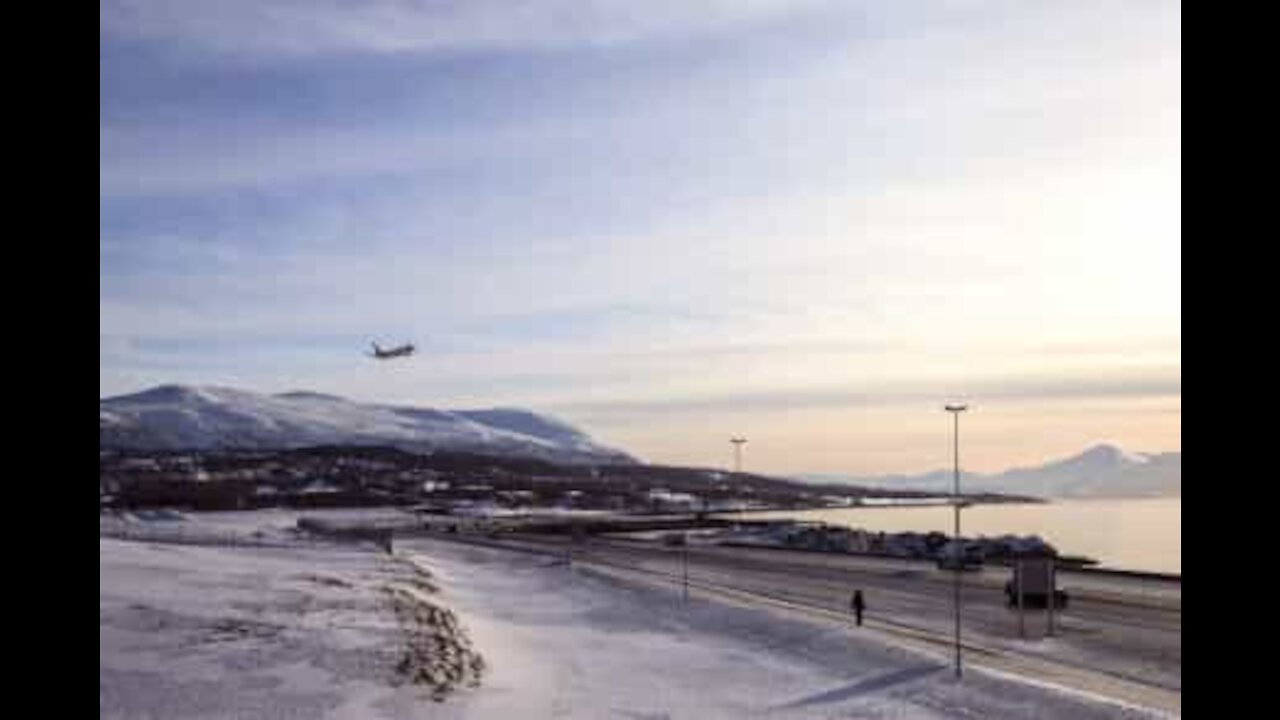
[936, 541, 984, 571]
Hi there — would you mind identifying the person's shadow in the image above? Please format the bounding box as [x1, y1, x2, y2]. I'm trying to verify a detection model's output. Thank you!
[771, 663, 946, 710]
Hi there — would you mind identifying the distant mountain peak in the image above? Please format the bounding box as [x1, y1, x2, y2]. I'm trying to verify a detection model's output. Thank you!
[800, 443, 1179, 499]
[1061, 443, 1152, 468]
[100, 384, 634, 464]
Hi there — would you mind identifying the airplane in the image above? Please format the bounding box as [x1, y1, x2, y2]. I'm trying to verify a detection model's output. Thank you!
[368, 341, 415, 360]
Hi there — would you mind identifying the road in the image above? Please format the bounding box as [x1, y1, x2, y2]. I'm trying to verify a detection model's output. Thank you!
[454, 531, 1181, 715]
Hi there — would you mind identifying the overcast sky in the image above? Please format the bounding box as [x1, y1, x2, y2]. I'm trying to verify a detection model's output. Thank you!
[100, 0, 1180, 475]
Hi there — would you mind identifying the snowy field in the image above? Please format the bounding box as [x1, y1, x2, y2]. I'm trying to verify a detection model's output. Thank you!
[101, 511, 1167, 719]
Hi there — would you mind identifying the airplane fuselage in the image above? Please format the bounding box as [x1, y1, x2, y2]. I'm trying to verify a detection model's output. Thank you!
[370, 343, 415, 359]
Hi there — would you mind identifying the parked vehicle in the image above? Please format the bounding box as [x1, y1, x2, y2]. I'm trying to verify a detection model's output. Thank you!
[936, 541, 984, 571]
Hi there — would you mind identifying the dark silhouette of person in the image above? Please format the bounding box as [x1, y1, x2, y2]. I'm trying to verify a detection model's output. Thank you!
[851, 590, 865, 626]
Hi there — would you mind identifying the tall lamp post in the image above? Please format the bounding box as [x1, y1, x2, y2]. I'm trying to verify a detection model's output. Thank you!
[944, 403, 968, 679]
[730, 437, 747, 475]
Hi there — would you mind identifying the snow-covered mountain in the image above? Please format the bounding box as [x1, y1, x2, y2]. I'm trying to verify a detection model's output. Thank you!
[100, 385, 635, 464]
[800, 444, 1181, 499]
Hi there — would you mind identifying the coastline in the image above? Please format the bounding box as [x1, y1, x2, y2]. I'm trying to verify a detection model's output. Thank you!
[718, 497, 1181, 576]
[716, 539, 1181, 582]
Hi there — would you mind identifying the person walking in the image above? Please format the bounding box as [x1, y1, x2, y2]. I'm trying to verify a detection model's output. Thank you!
[850, 590, 865, 627]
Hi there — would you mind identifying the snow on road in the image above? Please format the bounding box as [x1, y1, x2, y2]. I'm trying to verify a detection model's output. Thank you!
[100, 512, 1165, 719]
[395, 536, 1159, 719]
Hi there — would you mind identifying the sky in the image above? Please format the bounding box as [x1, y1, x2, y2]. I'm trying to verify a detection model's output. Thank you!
[100, 0, 1181, 476]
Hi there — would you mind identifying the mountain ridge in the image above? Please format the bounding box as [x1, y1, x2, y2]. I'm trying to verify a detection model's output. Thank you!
[798, 443, 1181, 499]
[100, 384, 634, 465]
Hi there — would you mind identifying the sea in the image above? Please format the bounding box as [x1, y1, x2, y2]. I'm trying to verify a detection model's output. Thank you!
[727, 497, 1181, 575]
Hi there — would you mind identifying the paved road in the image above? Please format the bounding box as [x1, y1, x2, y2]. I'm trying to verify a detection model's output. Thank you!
[472, 532, 1180, 713]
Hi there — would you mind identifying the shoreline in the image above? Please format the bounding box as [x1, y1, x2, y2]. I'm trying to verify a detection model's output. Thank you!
[714, 539, 1181, 582]
[717, 498, 1181, 577]
[103, 501, 1182, 578]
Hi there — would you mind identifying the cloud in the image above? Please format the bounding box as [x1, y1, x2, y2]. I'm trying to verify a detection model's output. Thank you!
[553, 365, 1182, 423]
[100, 0, 1180, 470]
[100, 0, 1178, 213]
[99, 120, 493, 197]
[101, 0, 834, 58]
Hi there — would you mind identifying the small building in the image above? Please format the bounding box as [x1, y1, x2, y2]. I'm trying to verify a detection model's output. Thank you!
[647, 489, 700, 512]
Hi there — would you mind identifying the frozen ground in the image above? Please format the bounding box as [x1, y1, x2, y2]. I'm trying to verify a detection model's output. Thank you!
[100, 538, 435, 719]
[101, 511, 1167, 719]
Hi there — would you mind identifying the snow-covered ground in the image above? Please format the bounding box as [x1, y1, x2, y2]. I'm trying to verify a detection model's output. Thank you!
[101, 538, 412, 719]
[396, 538, 1161, 720]
[101, 511, 1165, 719]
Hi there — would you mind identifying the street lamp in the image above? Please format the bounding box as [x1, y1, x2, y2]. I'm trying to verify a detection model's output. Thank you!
[730, 438, 747, 475]
[944, 403, 968, 679]
[682, 532, 689, 603]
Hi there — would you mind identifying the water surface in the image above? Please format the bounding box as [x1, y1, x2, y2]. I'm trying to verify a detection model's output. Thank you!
[726, 497, 1181, 574]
